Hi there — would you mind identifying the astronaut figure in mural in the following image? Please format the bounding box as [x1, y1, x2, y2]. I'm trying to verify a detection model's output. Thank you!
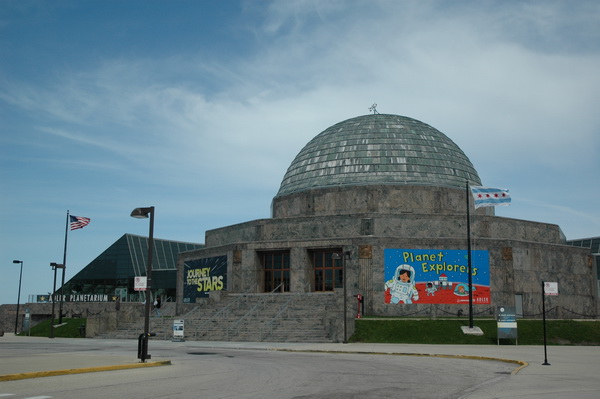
[386, 264, 420, 304]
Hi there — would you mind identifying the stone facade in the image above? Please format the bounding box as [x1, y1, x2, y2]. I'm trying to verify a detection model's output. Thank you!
[177, 185, 598, 339]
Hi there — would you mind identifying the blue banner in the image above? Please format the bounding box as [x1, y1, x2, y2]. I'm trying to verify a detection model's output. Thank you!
[183, 255, 227, 303]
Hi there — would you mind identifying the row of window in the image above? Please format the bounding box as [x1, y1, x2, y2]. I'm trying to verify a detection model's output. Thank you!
[55, 249, 346, 302]
[261, 250, 344, 292]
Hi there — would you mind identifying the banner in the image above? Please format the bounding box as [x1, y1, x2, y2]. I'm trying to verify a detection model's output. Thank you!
[384, 249, 490, 305]
[183, 255, 227, 303]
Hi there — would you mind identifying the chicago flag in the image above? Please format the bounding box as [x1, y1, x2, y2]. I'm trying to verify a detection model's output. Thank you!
[470, 186, 511, 209]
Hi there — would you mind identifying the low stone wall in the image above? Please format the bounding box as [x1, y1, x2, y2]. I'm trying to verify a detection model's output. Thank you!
[0, 301, 175, 336]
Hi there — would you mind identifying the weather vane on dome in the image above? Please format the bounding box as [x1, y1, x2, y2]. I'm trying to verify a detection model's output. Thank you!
[369, 103, 379, 114]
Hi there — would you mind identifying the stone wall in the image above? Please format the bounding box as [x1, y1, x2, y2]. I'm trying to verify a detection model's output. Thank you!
[0, 301, 172, 336]
[177, 182, 598, 336]
[180, 219, 597, 323]
[204, 213, 564, 249]
[272, 185, 495, 218]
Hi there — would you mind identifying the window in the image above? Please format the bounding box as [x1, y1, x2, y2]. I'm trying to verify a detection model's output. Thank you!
[260, 251, 290, 292]
[312, 250, 343, 292]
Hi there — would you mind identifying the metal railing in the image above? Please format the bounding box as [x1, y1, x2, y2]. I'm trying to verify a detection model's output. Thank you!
[259, 282, 314, 341]
[225, 283, 285, 340]
[190, 289, 253, 338]
[189, 283, 341, 342]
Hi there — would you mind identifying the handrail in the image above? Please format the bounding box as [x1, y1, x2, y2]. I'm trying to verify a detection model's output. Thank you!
[195, 283, 284, 339]
[260, 281, 312, 340]
[270, 282, 284, 294]
[259, 296, 295, 340]
[191, 289, 253, 338]
[226, 283, 285, 339]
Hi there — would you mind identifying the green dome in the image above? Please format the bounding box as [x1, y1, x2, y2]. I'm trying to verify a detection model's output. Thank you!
[276, 114, 481, 197]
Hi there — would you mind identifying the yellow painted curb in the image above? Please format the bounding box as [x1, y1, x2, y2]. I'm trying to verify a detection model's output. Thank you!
[0, 360, 171, 381]
[272, 349, 529, 375]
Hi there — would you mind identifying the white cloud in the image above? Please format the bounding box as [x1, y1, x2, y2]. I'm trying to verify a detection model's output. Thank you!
[3, 1, 598, 190]
[1, 0, 600, 308]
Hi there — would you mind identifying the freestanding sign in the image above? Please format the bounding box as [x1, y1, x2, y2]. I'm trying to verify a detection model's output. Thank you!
[24, 308, 31, 335]
[497, 306, 518, 345]
[544, 282, 558, 296]
[173, 319, 185, 342]
[542, 281, 558, 365]
[134, 276, 147, 291]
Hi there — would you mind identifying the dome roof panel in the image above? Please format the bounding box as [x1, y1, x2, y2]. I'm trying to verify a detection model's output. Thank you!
[276, 114, 481, 197]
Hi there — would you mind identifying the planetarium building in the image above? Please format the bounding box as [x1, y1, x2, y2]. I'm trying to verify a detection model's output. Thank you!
[177, 113, 597, 341]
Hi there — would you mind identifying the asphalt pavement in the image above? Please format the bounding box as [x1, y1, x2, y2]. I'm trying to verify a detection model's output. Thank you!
[1, 333, 599, 398]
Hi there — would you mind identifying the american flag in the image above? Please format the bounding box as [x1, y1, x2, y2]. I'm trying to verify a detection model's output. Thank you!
[70, 215, 91, 230]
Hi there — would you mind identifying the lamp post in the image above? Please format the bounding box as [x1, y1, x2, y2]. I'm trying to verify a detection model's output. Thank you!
[130, 206, 154, 362]
[58, 262, 66, 324]
[12, 260, 24, 334]
[332, 250, 350, 344]
[49, 262, 65, 338]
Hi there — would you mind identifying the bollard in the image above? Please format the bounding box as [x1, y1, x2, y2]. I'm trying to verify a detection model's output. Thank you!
[137, 332, 156, 362]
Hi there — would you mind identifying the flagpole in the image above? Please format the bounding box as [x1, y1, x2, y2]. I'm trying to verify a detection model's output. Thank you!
[59, 210, 69, 324]
[466, 181, 474, 329]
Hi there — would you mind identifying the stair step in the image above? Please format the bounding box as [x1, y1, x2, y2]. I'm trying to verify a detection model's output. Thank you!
[97, 292, 339, 343]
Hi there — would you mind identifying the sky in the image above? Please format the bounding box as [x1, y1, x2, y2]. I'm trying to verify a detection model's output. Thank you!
[1, 0, 599, 306]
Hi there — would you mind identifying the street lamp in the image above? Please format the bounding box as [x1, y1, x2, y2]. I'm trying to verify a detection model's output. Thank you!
[49, 262, 65, 338]
[58, 260, 66, 324]
[130, 206, 154, 362]
[12, 260, 24, 335]
[332, 250, 351, 344]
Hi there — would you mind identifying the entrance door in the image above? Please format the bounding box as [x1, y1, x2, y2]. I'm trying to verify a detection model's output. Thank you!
[515, 294, 523, 318]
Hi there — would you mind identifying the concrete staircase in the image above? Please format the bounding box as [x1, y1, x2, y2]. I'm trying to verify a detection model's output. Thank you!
[96, 292, 340, 343]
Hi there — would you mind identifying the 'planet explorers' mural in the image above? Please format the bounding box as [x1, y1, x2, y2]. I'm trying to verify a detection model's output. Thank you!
[384, 249, 490, 305]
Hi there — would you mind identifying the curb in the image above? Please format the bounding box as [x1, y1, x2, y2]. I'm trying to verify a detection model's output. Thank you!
[0, 360, 172, 381]
[271, 348, 529, 375]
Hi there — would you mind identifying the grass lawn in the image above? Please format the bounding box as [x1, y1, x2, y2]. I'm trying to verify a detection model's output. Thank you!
[350, 318, 600, 345]
[20, 318, 87, 338]
[20, 317, 600, 345]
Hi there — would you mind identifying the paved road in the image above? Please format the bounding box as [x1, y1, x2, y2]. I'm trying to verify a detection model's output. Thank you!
[1, 334, 599, 398]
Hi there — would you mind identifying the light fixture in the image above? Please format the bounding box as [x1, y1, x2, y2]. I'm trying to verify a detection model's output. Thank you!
[332, 250, 351, 344]
[49, 263, 64, 338]
[131, 206, 155, 362]
[12, 260, 23, 335]
[130, 207, 153, 219]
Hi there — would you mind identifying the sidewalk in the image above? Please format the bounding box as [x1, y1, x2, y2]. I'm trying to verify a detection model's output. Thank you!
[1, 334, 599, 398]
[0, 334, 169, 381]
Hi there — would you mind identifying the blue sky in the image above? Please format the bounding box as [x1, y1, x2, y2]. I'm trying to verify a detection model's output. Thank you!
[1, 0, 599, 306]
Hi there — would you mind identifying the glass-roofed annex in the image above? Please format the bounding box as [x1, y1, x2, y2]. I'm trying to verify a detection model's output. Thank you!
[60, 234, 203, 303]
